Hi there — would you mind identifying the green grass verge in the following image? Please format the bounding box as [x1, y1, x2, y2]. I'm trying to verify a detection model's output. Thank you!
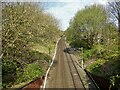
[15, 63, 42, 84]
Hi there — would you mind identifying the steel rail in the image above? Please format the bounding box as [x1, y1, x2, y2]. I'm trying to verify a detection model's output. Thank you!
[64, 40, 86, 89]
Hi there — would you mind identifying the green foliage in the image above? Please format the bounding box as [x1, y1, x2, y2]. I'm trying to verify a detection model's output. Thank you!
[2, 59, 23, 88]
[66, 4, 119, 89]
[83, 49, 93, 61]
[87, 59, 106, 75]
[2, 2, 61, 88]
[91, 44, 106, 58]
[66, 5, 107, 48]
[16, 63, 42, 84]
[0, 83, 2, 90]
[110, 75, 120, 90]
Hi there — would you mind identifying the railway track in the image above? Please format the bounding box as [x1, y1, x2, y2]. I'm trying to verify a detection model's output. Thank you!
[54, 38, 67, 88]
[63, 39, 86, 89]
[45, 37, 100, 89]
[60, 39, 67, 88]
[17, 37, 100, 90]
[46, 37, 86, 89]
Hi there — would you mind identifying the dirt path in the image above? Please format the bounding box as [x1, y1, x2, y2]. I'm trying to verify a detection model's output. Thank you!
[45, 37, 86, 89]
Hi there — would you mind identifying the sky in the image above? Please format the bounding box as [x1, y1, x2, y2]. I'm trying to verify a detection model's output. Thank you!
[41, 0, 108, 31]
[2, 0, 118, 31]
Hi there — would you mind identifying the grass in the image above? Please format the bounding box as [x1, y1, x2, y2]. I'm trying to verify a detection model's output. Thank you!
[13, 42, 56, 87]
[31, 43, 49, 54]
[31, 43, 55, 57]
[2, 39, 58, 88]
[15, 63, 42, 84]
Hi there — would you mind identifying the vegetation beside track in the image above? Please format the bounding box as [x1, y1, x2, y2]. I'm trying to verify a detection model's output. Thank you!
[2, 2, 62, 88]
[66, 4, 120, 89]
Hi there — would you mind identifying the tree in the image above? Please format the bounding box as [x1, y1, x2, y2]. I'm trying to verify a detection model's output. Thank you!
[108, 2, 120, 89]
[108, 1, 120, 60]
[2, 2, 61, 88]
[66, 5, 107, 49]
[108, 2, 120, 31]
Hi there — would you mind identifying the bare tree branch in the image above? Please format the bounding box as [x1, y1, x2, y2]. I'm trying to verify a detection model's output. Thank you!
[108, 2, 120, 29]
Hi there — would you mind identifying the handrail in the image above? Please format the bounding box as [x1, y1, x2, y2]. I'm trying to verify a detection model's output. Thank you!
[73, 54, 100, 90]
[84, 69, 101, 90]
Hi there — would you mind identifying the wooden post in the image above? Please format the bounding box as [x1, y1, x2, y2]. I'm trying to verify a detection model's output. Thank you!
[81, 47, 84, 69]
[48, 47, 51, 62]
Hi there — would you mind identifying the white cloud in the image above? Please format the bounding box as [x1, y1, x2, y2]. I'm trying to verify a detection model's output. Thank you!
[99, 0, 108, 5]
[43, 0, 108, 31]
[0, 0, 116, 31]
[45, 2, 87, 30]
[94, 0, 108, 5]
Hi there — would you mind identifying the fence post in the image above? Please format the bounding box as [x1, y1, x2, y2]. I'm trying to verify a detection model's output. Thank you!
[81, 47, 84, 69]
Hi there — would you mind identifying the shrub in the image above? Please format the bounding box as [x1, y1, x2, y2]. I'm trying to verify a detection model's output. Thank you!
[15, 63, 42, 84]
[87, 59, 106, 75]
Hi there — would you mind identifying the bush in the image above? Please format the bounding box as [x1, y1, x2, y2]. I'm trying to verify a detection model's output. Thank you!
[15, 63, 42, 84]
[83, 49, 93, 61]
[87, 59, 106, 75]
[110, 75, 120, 90]
[2, 59, 23, 88]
